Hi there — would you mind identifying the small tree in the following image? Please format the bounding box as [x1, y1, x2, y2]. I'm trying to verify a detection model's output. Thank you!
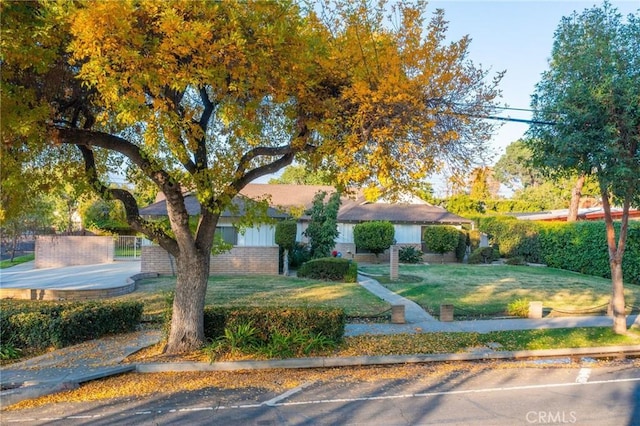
[423, 226, 461, 263]
[303, 191, 341, 259]
[275, 219, 297, 276]
[353, 221, 395, 261]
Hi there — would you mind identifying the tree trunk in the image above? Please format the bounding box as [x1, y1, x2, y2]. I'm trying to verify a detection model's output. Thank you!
[610, 259, 626, 334]
[283, 248, 289, 276]
[600, 190, 629, 335]
[165, 250, 211, 354]
[567, 174, 585, 222]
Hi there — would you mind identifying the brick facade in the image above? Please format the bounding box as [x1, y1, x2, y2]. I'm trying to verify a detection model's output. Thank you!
[35, 236, 114, 268]
[141, 245, 279, 275]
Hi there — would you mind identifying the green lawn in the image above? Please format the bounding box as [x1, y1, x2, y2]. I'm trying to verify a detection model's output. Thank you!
[359, 264, 640, 318]
[125, 274, 391, 320]
[0, 254, 34, 269]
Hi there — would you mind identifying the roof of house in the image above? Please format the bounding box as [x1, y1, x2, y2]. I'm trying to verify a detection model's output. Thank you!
[139, 193, 289, 219]
[139, 183, 472, 225]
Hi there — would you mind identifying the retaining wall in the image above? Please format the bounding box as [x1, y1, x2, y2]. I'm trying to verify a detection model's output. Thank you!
[35, 236, 114, 268]
[141, 245, 279, 276]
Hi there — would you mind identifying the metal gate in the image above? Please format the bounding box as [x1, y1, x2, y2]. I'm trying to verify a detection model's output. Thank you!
[114, 236, 144, 260]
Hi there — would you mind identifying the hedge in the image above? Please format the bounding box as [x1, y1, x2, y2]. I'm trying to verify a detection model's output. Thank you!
[297, 257, 358, 282]
[0, 300, 143, 350]
[477, 217, 640, 285]
[201, 306, 346, 344]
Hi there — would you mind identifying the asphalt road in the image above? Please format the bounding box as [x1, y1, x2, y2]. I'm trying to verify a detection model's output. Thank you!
[3, 359, 639, 425]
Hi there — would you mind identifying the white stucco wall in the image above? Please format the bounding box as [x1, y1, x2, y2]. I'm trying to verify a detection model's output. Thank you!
[237, 224, 276, 247]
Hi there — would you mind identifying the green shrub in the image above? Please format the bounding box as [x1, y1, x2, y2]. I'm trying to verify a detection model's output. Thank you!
[478, 216, 542, 263]
[455, 231, 469, 262]
[468, 246, 496, 264]
[507, 299, 530, 318]
[0, 300, 143, 351]
[423, 226, 461, 262]
[297, 257, 357, 281]
[353, 221, 395, 258]
[290, 242, 312, 268]
[538, 221, 640, 284]
[399, 246, 423, 264]
[202, 306, 346, 344]
[505, 256, 526, 265]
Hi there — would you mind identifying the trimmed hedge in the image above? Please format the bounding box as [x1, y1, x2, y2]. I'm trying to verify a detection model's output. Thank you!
[0, 300, 143, 350]
[202, 306, 346, 343]
[297, 257, 358, 282]
[477, 217, 640, 284]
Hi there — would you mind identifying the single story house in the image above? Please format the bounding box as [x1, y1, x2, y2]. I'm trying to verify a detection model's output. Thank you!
[139, 184, 473, 274]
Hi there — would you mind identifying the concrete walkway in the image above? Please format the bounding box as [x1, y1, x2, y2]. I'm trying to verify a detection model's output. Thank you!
[1, 265, 639, 408]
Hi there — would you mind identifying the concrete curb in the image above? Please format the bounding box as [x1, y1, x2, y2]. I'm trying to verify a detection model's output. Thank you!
[136, 344, 640, 373]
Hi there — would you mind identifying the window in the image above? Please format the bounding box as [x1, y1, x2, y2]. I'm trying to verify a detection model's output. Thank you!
[215, 226, 238, 245]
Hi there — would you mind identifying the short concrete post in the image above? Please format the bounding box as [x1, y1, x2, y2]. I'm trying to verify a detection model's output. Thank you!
[440, 304, 454, 322]
[391, 305, 405, 324]
[390, 245, 399, 281]
[528, 301, 543, 319]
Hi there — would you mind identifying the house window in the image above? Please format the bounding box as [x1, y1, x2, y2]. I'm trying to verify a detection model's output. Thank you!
[215, 226, 238, 245]
[355, 246, 372, 254]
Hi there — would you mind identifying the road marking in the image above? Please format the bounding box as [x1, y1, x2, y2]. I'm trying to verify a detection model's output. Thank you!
[4, 376, 640, 422]
[265, 376, 640, 408]
[263, 381, 317, 407]
[575, 368, 591, 384]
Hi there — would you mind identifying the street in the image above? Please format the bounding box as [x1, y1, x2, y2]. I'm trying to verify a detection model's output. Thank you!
[2, 359, 639, 425]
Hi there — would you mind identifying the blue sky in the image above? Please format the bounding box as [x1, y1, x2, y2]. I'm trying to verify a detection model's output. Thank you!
[429, 0, 639, 159]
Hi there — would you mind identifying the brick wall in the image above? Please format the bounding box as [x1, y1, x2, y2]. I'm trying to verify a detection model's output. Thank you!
[35, 236, 114, 268]
[141, 245, 279, 275]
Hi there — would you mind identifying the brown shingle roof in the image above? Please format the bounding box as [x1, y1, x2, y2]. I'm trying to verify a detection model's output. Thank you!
[140, 183, 471, 225]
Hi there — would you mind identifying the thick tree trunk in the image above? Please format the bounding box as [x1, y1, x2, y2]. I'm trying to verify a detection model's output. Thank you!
[610, 260, 627, 334]
[165, 250, 211, 354]
[567, 174, 585, 222]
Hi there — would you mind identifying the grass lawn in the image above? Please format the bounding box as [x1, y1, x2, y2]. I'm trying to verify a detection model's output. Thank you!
[122, 274, 392, 320]
[359, 264, 640, 318]
[0, 254, 34, 269]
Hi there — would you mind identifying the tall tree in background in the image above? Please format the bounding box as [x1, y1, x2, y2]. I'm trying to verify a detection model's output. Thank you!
[2, 0, 503, 353]
[304, 191, 341, 259]
[529, 2, 639, 334]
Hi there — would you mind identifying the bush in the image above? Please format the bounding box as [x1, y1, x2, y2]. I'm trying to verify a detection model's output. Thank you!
[0, 300, 143, 351]
[202, 306, 346, 345]
[507, 299, 530, 318]
[290, 242, 312, 268]
[478, 216, 542, 263]
[398, 246, 423, 264]
[423, 226, 461, 261]
[297, 257, 357, 282]
[353, 221, 395, 258]
[468, 246, 496, 264]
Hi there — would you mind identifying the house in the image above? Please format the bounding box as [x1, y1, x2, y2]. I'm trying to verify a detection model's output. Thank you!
[139, 184, 473, 274]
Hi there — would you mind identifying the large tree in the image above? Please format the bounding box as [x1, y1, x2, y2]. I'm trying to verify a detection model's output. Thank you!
[528, 2, 639, 333]
[1, 0, 503, 353]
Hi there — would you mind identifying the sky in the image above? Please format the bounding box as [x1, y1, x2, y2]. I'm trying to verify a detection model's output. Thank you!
[424, 0, 639, 195]
[429, 0, 639, 158]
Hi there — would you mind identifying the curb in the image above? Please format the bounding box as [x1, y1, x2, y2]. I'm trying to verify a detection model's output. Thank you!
[136, 344, 640, 373]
